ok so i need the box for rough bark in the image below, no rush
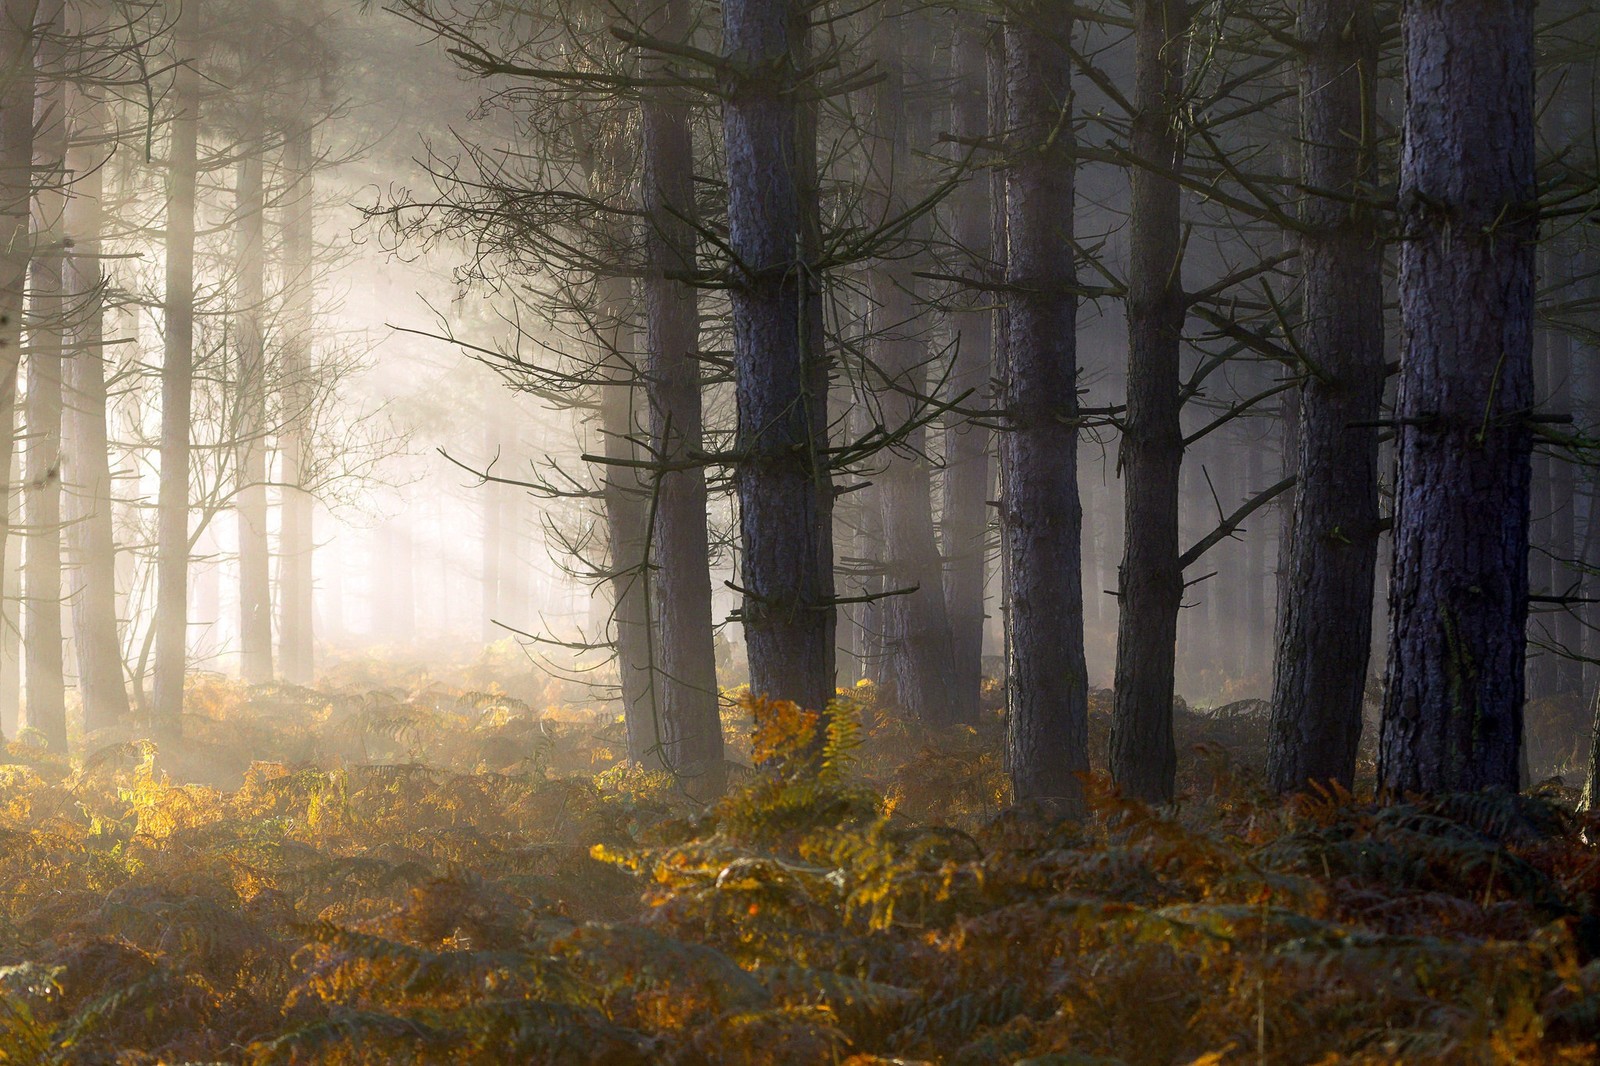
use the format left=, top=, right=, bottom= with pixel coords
left=638, top=0, right=725, bottom=797
left=63, top=115, right=131, bottom=733
left=234, top=148, right=272, bottom=684
left=1267, top=0, right=1384, bottom=793
left=278, top=123, right=315, bottom=685
left=22, top=0, right=65, bottom=750
left=1378, top=0, right=1536, bottom=794
left=151, top=6, right=200, bottom=738
left=1000, top=2, right=1088, bottom=814
left=719, top=0, right=834, bottom=714
left=1110, top=0, right=1190, bottom=804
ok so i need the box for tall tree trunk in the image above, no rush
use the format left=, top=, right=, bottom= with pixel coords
left=0, top=0, right=38, bottom=740
left=867, top=0, right=959, bottom=728
left=720, top=0, right=834, bottom=714
left=1267, top=0, right=1384, bottom=793
left=934, top=10, right=985, bottom=723
left=1001, top=2, right=1088, bottom=814
left=1111, top=0, right=1190, bottom=804
left=278, top=123, right=316, bottom=686
left=638, top=0, right=725, bottom=796
left=22, top=0, right=65, bottom=750
left=796, top=3, right=835, bottom=719
left=234, top=148, right=272, bottom=684
left=63, top=111, right=131, bottom=734
left=151, top=5, right=200, bottom=738
left=1378, top=0, right=1535, bottom=794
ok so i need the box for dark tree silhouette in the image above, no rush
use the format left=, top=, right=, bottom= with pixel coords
left=719, top=0, right=835, bottom=715
left=999, top=0, right=1088, bottom=815
left=1379, top=0, right=1536, bottom=794
left=1268, top=0, right=1385, bottom=794
left=1110, top=0, right=1192, bottom=805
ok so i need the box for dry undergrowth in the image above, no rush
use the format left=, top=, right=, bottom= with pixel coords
left=0, top=677, right=1597, bottom=1064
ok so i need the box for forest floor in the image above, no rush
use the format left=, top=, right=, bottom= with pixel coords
left=2, top=657, right=1600, bottom=1064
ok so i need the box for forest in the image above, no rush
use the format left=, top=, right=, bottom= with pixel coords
left=1, top=0, right=1599, bottom=1062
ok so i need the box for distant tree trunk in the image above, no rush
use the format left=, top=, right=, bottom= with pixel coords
left=189, top=528, right=220, bottom=663
left=638, top=0, right=725, bottom=796
left=1111, top=0, right=1190, bottom=804
left=1213, top=441, right=1244, bottom=680
left=0, top=472, right=17, bottom=737
left=1001, top=2, right=1088, bottom=814
left=1179, top=443, right=1216, bottom=682
left=1275, top=391, right=1300, bottom=640
left=1572, top=51, right=1600, bottom=704
left=989, top=22, right=1011, bottom=707
left=797, top=5, right=836, bottom=718
left=495, top=430, right=526, bottom=631
left=152, top=7, right=200, bottom=738
left=1584, top=681, right=1600, bottom=811
left=319, top=540, right=343, bottom=644
left=720, top=0, right=835, bottom=714
left=113, top=303, right=138, bottom=656
left=843, top=284, right=884, bottom=687
left=1244, top=434, right=1268, bottom=682
left=850, top=391, right=886, bottom=688
left=598, top=299, right=655, bottom=762
left=234, top=148, right=273, bottom=684
left=866, top=0, right=959, bottom=729
left=1527, top=422, right=1554, bottom=700
left=0, top=0, right=38, bottom=737
left=383, top=520, right=415, bottom=644
left=1579, top=338, right=1600, bottom=699
left=1379, top=0, right=1535, bottom=794
left=481, top=419, right=503, bottom=643
left=22, top=3, right=66, bottom=751
left=940, top=14, right=992, bottom=723
left=1542, top=281, right=1582, bottom=699
left=576, top=126, right=657, bottom=762
left=1267, top=0, right=1384, bottom=794
left=278, top=123, right=316, bottom=686
left=63, top=116, right=131, bottom=734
